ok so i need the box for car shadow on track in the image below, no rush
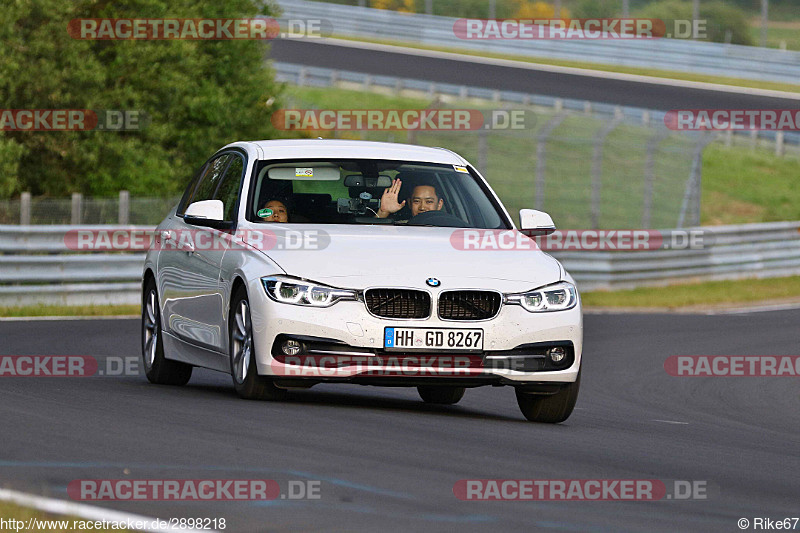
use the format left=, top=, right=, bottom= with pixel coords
left=181, top=377, right=525, bottom=423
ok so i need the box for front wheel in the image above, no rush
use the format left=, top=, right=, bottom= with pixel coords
left=141, top=279, right=192, bottom=386
left=417, top=386, right=465, bottom=405
left=515, top=372, right=580, bottom=423
left=229, top=287, right=287, bottom=401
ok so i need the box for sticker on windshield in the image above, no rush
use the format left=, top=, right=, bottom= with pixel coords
left=296, top=167, right=314, bottom=178
left=453, top=165, right=468, bottom=173
left=257, top=208, right=273, bottom=218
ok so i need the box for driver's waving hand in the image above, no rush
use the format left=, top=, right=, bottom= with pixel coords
left=376, top=178, right=443, bottom=219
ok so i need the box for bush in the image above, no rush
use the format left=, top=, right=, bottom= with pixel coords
left=573, top=0, right=618, bottom=19
left=638, top=0, right=754, bottom=45
left=0, top=0, right=283, bottom=198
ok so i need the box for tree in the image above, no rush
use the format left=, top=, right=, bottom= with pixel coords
left=0, top=0, right=282, bottom=198
left=638, top=0, right=754, bottom=45
left=573, top=0, right=618, bottom=18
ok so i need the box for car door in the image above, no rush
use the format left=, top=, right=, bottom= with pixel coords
left=159, top=152, right=244, bottom=353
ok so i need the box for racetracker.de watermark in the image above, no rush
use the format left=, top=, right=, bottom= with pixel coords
left=453, top=479, right=708, bottom=500
left=0, top=356, right=97, bottom=377
left=0, top=109, right=143, bottom=131
left=453, top=19, right=707, bottom=40
left=450, top=229, right=712, bottom=251
left=665, top=356, right=800, bottom=377
left=68, top=18, right=331, bottom=40
left=271, top=354, right=487, bottom=378
left=67, top=479, right=321, bottom=501
left=271, top=109, right=534, bottom=131
left=64, top=228, right=330, bottom=252
left=0, top=356, right=147, bottom=377
left=665, top=109, right=800, bottom=131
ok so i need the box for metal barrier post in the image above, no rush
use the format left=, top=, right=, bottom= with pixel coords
left=71, top=193, right=82, bottom=225
left=477, top=128, right=488, bottom=176
left=642, top=130, right=669, bottom=229
left=20, top=192, right=31, bottom=225
left=534, top=114, right=566, bottom=211
left=678, top=135, right=715, bottom=228
left=119, top=190, right=130, bottom=225
left=776, top=131, right=785, bottom=156
left=590, top=118, right=621, bottom=230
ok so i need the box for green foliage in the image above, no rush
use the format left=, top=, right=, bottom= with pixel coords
left=572, top=0, right=618, bottom=19
left=0, top=0, right=282, bottom=198
left=637, top=0, right=754, bottom=45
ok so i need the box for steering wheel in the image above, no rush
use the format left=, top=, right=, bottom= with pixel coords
left=406, top=210, right=470, bottom=228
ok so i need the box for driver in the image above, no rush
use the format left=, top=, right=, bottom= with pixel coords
left=376, top=178, right=443, bottom=219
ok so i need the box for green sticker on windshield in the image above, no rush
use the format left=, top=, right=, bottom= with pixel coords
left=257, top=208, right=273, bottom=218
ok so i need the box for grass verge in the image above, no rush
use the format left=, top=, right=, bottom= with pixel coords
left=0, top=304, right=139, bottom=318
left=0, top=501, right=122, bottom=532
left=701, top=144, right=800, bottom=225
left=582, top=276, right=800, bottom=309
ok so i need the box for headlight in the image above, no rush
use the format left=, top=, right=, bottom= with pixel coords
left=261, top=276, right=358, bottom=307
left=505, top=281, right=577, bottom=312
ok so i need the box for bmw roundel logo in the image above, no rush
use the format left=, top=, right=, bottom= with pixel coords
left=426, top=278, right=441, bottom=287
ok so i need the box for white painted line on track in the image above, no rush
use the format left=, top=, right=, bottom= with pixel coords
left=652, top=419, right=689, bottom=425
left=702, top=301, right=800, bottom=315
left=585, top=300, right=800, bottom=315
left=0, top=487, right=217, bottom=533
left=315, top=37, right=800, bottom=100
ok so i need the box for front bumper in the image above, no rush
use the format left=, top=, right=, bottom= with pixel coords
left=247, top=277, right=582, bottom=386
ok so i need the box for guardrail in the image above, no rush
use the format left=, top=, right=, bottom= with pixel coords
left=276, top=0, right=800, bottom=84
left=2, top=223, right=800, bottom=306
left=0, top=225, right=149, bottom=306
left=555, top=222, right=800, bottom=290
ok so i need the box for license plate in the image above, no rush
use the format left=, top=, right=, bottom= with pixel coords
left=384, top=328, right=483, bottom=351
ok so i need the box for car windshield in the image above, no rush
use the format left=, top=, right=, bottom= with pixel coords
left=249, top=159, right=509, bottom=229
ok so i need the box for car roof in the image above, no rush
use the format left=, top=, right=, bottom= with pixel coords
left=223, top=139, right=470, bottom=166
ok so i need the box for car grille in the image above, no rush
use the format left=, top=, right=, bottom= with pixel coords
left=438, top=291, right=502, bottom=320
left=364, top=289, right=431, bottom=319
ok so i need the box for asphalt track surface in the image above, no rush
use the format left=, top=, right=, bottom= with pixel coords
left=1, top=311, right=799, bottom=532
left=269, top=39, right=800, bottom=111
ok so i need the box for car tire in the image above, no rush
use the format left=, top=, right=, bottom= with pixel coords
left=515, top=371, right=580, bottom=423
left=142, top=279, right=193, bottom=386
left=417, top=386, right=465, bottom=405
left=229, top=286, right=288, bottom=401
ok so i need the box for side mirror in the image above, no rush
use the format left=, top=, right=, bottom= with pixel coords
left=184, top=200, right=227, bottom=228
left=519, top=209, right=556, bottom=236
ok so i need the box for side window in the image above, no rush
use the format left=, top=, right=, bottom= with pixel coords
left=190, top=154, right=231, bottom=205
left=176, top=164, right=207, bottom=216
left=215, top=155, right=244, bottom=222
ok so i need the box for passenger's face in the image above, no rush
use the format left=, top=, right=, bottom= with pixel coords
left=409, top=186, right=443, bottom=217
left=263, top=200, right=288, bottom=223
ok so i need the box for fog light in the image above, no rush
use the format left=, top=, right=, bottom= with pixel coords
left=548, top=347, right=566, bottom=363
left=282, top=339, right=303, bottom=356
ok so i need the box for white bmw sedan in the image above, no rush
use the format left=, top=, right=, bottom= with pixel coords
left=142, top=139, right=582, bottom=423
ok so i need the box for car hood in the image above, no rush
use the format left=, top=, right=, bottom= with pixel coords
left=249, top=224, right=563, bottom=292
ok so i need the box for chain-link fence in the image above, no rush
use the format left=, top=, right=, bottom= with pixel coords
left=284, top=105, right=706, bottom=229
left=0, top=195, right=179, bottom=226
left=0, top=113, right=704, bottom=229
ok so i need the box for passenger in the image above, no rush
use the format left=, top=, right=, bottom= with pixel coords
left=258, top=199, right=289, bottom=222
left=376, top=178, right=443, bottom=219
